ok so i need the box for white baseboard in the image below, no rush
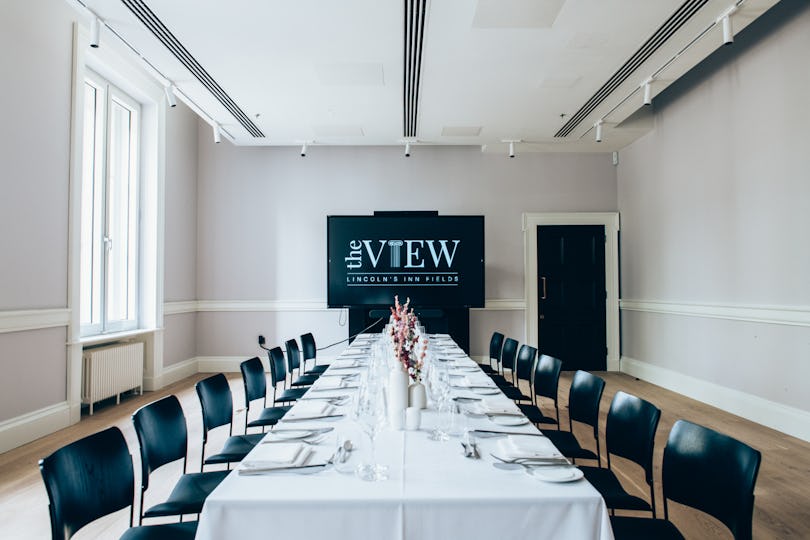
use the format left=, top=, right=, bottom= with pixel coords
left=0, top=402, right=71, bottom=454
left=621, top=356, right=810, bottom=443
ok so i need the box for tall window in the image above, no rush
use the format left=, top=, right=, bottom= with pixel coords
left=80, top=71, right=140, bottom=335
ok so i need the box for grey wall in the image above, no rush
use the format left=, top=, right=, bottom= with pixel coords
left=617, top=1, right=810, bottom=412
left=0, top=1, right=76, bottom=422
left=162, top=100, right=199, bottom=368
left=0, top=0, right=202, bottom=424
left=195, top=139, right=617, bottom=357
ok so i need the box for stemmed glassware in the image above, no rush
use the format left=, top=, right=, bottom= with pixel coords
left=352, top=374, right=389, bottom=481
left=427, top=361, right=453, bottom=441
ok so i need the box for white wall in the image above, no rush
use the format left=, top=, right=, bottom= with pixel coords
left=617, top=1, right=810, bottom=436
left=195, top=139, right=617, bottom=359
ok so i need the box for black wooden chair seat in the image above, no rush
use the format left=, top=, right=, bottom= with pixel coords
left=121, top=521, right=198, bottom=540
left=247, top=405, right=291, bottom=428
left=143, top=470, right=229, bottom=518
left=204, top=433, right=264, bottom=465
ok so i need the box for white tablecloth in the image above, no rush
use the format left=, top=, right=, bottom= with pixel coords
left=196, top=335, right=614, bottom=540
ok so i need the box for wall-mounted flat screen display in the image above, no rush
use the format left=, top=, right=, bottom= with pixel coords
left=327, top=215, right=485, bottom=308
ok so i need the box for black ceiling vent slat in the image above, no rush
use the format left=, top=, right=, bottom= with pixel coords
left=555, top=0, right=709, bottom=138
left=121, top=0, right=265, bottom=138
left=403, top=0, right=427, bottom=138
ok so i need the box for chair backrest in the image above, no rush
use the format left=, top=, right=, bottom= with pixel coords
left=240, top=356, right=267, bottom=404
left=301, top=332, right=317, bottom=362
left=489, top=332, right=505, bottom=364
left=568, top=370, right=606, bottom=437
left=515, top=344, right=538, bottom=382
left=285, top=339, right=301, bottom=372
left=195, top=374, right=234, bottom=440
left=268, top=346, right=287, bottom=385
left=39, top=426, right=134, bottom=540
left=533, top=354, right=562, bottom=401
left=663, top=420, right=762, bottom=540
left=501, top=338, right=518, bottom=370
left=132, top=395, right=188, bottom=492
left=605, top=390, right=661, bottom=486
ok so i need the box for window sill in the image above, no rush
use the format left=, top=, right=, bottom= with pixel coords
left=74, top=327, right=160, bottom=346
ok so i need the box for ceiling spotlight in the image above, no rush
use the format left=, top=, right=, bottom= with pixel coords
left=502, top=139, right=520, bottom=158
left=642, top=79, right=653, bottom=106
left=301, top=143, right=308, bottom=157
left=164, top=85, right=177, bottom=108
left=721, top=15, right=733, bottom=45
left=595, top=120, right=604, bottom=143
left=90, top=17, right=101, bottom=48
left=405, top=142, right=411, bottom=157
left=213, top=124, right=222, bottom=144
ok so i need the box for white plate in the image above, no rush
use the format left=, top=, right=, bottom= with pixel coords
left=531, top=467, right=584, bottom=483
left=491, top=415, right=530, bottom=426
left=267, top=430, right=314, bottom=441
left=472, top=387, right=501, bottom=395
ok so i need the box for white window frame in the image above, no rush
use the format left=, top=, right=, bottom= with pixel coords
left=80, top=70, right=142, bottom=336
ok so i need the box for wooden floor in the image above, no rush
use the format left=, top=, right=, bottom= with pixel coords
left=1, top=371, right=808, bottom=539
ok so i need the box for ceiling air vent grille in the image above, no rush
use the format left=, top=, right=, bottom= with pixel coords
left=121, top=0, right=265, bottom=138
left=555, top=0, right=709, bottom=138
left=403, top=0, right=428, bottom=138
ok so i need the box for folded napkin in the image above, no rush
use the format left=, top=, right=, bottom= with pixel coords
left=314, top=377, right=349, bottom=390
left=284, top=402, right=333, bottom=420
left=241, top=443, right=311, bottom=470
left=462, top=376, right=497, bottom=388
left=475, top=399, right=521, bottom=415
left=495, top=436, right=561, bottom=460
left=330, top=359, right=359, bottom=369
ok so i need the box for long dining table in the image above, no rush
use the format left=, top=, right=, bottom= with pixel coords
left=195, top=334, right=614, bottom=540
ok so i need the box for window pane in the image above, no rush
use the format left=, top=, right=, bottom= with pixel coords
left=80, top=81, right=104, bottom=329
left=106, top=98, right=137, bottom=325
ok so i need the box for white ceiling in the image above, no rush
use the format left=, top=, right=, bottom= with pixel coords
left=71, top=0, right=778, bottom=153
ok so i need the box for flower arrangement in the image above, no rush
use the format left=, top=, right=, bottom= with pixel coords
left=389, top=296, right=426, bottom=382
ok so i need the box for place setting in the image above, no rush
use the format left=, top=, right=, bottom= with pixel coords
left=488, top=435, right=584, bottom=483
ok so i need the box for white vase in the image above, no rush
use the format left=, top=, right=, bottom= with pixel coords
left=408, top=382, right=427, bottom=410
left=388, top=367, right=409, bottom=430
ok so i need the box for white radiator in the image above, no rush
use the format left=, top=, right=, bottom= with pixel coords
left=82, top=341, right=144, bottom=414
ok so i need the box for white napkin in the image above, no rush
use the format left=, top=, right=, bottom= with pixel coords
left=241, top=443, right=311, bottom=470
left=284, top=402, right=333, bottom=419
left=495, top=436, right=561, bottom=460
left=314, top=377, right=348, bottom=390
left=462, top=376, right=496, bottom=388
left=331, top=359, right=359, bottom=369
left=475, top=399, right=520, bottom=415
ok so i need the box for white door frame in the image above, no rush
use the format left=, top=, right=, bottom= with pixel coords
left=523, top=212, right=620, bottom=371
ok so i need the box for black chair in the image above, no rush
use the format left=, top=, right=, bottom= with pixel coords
left=301, top=332, right=329, bottom=374
left=499, top=337, right=518, bottom=379
left=478, top=332, right=502, bottom=374
left=195, top=374, right=263, bottom=470
left=518, top=353, right=561, bottom=425
left=580, top=391, right=661, bottom=517
left=501, top=344, right=535, bottom=402
left=285, top=339, right=319, bottom=386
left=542, top=370, right=605, bottom=464
left=268, top=346, right=309, bottom=404
left=39, top=426, right=198, bottom=540
left=240, top=356, right=291, bottom=432
left=490, top=337, right=517, bottom=388
left=132, top=396, right=229, bottom=524
left=611, top=420, right=762, bottom=540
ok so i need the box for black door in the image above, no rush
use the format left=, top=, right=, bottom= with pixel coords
left=537, top=225, right=606, bottom=371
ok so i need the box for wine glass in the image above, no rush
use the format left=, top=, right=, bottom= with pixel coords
left=354, top=381, right=389, bottom=481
